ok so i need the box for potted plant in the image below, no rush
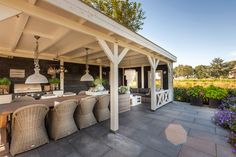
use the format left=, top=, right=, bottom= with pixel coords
left=119, top=86, right=129, bottom=94
left=48, top=77, right=60, bottom=91
left=0, top=77, right=11, bottom=95
left=92, top=78, right=107, bottom=91
left=205, top=85, right=228, bottom=107
left=187, top=86, right=204, bottom=106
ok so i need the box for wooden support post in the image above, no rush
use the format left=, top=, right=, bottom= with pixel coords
left=141, top=65, right=144, bottom=88
left=60, top=59, right=64, bottom=91
left=160, top=71, right=163, bottom=89
left=147, top=56, right=159, bottom=111
left=110, top=61, right=119, bottom=131
left=99, top=65, right=102, bottom=79
left=167, top=63, right=174, bottom=101
left=122, top=68, right=125, bottom=86
left=97, top=38, right=129, bottom=132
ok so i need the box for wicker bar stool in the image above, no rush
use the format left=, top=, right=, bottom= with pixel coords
left=10, top=104, right=49, bottom=156
left=75, top=96, right=97, bottom=129
left=47, top=99, right=78, bottom=140
left=94, top=94, right=110, bottom=122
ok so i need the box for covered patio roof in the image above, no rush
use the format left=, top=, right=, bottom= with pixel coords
left=0, top=0, right=176, bottom=133
left=0, top=0, right=176, bottom=68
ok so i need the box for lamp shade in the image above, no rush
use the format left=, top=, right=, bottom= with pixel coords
left=80, top=72, right=94, bottom=81
left=25, top=67, right=48, bottom=84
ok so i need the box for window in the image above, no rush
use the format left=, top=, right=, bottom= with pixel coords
left=148, top=70, right=163, bottom=89
left=129, top=71, right=138, bottom=88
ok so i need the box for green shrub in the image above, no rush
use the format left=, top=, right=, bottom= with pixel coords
left=119, top=86, right=129, bottom=94
left=205, top=85, right=228, bottom=100
left=187, top=86, right=205, bottom=97
left=93, top=78, right=107, bottom=86
left=48, top=78, right=60, bottom=84
left=0, top=77, right=11, bottom=86
left=174, top=88, right=190, bottom=102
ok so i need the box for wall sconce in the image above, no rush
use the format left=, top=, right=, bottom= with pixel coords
left=163, top=71, right=167, bottom=75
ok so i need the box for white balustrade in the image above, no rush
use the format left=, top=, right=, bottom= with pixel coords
left=155, top=90, right=171, bottom=109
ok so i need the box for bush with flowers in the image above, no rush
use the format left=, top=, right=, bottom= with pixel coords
left=214, top=97, right=236, bottom=153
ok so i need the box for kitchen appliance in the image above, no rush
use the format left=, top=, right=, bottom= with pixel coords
left=14, top=84, right=44, bottom=99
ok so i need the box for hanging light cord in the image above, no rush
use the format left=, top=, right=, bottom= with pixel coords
left=85, top=48, right=89, bottom=72
left=34, top=36, right=40, bottom=69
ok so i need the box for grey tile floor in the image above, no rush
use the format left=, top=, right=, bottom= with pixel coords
left=6, top=102, right=235, bottom=157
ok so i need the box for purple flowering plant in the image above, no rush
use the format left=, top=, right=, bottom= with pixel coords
left=214, top=109, right=236, bottom=129
left=214, top=97, right=236, bottom=153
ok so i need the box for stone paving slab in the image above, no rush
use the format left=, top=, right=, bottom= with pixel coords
left=5, top=102, right=235, bottom=157
left=178, top=145, right=214, bottom=157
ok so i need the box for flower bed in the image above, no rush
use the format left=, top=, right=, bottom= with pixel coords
left=214, top=97, right=236, bottom=153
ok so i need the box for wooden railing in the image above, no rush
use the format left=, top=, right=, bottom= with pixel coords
left=155, top=90, right=171, bottom=109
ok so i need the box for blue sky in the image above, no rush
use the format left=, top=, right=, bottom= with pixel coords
left=135, top=0, right=236, bottom=67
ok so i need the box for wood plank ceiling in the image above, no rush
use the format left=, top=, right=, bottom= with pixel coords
left=0, top=0, right=168, bottom=67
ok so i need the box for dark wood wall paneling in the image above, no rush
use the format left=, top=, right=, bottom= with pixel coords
left=0, top=57, right=59, bottom=93
left=0, top=57, right=169, bottom=93
left=64, top=62, right=100, bottom=93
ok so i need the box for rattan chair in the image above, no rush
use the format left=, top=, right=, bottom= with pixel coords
left=78, top=90, right=86, bottom=95
left=94, top=94, right=110, bottom=122
left=10, top=104, right=49, bottom=156
left=12, top=96, right=35, bottom=102
left=47, top=99, right=78, bottom=140
left=75, top=96, right=97, bottom=129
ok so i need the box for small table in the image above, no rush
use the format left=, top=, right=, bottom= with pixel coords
left=130, top=95, right=142, bottom=106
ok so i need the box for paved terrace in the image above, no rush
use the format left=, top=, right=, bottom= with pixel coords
left=7, top=102, right=235, bottom=157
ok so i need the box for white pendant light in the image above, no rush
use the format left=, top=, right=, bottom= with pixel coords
left=80, top=48, right=94, bottom=81
left=25, top=35, right=48, bottom=84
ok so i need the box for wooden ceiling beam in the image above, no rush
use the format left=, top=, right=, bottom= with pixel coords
left=23, top=29, right=54, bottom=39
left=87, top=51, right=106, bottom=60
left=69, top=48, right=101, bottom=59
left=10, top=0, right=37, bottom=51
left=58, top=38, right=95, bottom=56
left=0, top=0, right=173, bottom=63
left=10, top=13, right=30, bottom=51
left=39, top=27, right=70, bottom=53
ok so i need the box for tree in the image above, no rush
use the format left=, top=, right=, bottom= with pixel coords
left=174, top=65, right=194, bottom=78
left=194, top=65, right=210, bottom=79
left=81, top=0, right=146, bottom=32
left=210, top=58, right=229, bottom=78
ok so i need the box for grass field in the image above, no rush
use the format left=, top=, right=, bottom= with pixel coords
left=174, top=79, right=236, bottom=89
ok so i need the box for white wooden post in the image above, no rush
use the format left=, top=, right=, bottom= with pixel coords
left=98, top=38, right=129, bottom=132
left=147, top=56, right=159, bottom=111
left=99, top=65, right=102, bottom=79
left=60, top=59, right=64, bottom=91
left=167, top=63, right=174, bottom=101
left=122, top=68, right=125, bottom=85
left=160, top=71, right=163, bottom=89
left=141, top=65, right=144, bottom=88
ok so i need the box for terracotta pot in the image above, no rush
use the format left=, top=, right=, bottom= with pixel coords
left=209, top=99, right=221, bottom=108
left=50, top=84, right=59, bottom=91
left=190, top=96, right=203, bottom=106
left=0, top=85, right=9, bottom=94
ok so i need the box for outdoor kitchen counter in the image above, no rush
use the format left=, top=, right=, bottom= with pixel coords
left=0, top=95, right=88, bottom=115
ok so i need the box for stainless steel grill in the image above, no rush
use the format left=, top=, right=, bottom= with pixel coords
left=14, top=84, right=42, bottom=94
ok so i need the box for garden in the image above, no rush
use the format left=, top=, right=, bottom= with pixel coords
left=174, top=83, right=236, bottom=153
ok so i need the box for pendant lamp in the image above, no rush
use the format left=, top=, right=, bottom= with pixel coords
left=80, top=48, right=94, bottom=81
left=25, top=35, right=48, bottom=84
